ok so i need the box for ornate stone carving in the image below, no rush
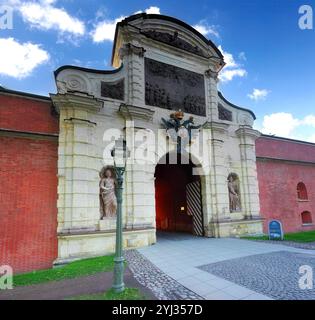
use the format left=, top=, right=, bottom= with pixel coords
left=161, top=110, right=203, bottom=152
left=205, top=69, right=219, bottom=80
left=141, top=30, right=208, bottom=58
left=99, top=166, right=117, bottom=219
left=218, top=104, right=232, bottom=121
left=228, top=173, right=241, bottom=213
left=145, top=58, right=206, bottom=116
left=64, top=74, right=88, bottom=93
left=101, top=79, right=125, bottom=101
left=238, top=113, right=253, bottom=126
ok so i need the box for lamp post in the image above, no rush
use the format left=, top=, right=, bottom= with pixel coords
left=111, top=138, right=129, bottom=293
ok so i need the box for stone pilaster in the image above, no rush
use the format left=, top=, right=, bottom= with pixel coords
left=119, top=43, right=146, bottom=107
left=51, top=92, right=103, bottom=233
left=203, top=121, right=230, bottom=237
left=205, top=68, right=219, bottom=121
left=118, top=104, right=156, bottom=231
left=235, top=125, right=261, bottom=219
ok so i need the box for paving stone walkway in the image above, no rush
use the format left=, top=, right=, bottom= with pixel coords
left=199, top=251, right=315, bottom=300
left=130, top=233, right=315, bottom=300
left=125, top=250, right=203, bottom=300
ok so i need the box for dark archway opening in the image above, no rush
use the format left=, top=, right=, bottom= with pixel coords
left=154, top=154, right=204, bottom=236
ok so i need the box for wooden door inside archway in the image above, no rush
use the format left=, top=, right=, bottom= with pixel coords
left=155, top=157, right=204, bottom=236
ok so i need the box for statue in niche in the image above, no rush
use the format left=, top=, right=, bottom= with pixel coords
left=99, top=166, right=117, bottom=219
left=228, top=173, right=241, bottom=212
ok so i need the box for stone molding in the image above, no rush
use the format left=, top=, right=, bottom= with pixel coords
left=203, top=121, right=229, bottom=141
left=50, top=92, right=103, bottom=113
left=236, top=125, right=261, bottom=141
left=119, top=103, right=155, bottom=122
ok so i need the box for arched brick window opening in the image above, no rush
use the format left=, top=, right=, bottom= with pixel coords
left=297, top=182, right=308, bottom=200
left=301, top=211, right=313, bottom=225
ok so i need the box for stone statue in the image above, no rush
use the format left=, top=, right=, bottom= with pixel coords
left=99, top=166, right=117, bottom=219
left=228, top=173, right=241, bottom=212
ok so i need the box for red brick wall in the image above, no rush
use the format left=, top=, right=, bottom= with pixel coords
left=0, top=94, right=58, bottom=134
left=256, top=136, right=315, bottom=234
left=0, top=93, right=59, bottom=274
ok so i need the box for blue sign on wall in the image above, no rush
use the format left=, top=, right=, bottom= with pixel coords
left=268, top=220, right=284, bottom=240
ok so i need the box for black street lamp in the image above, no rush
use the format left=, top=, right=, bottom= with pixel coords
left=111, top=138, right=129, bottom=293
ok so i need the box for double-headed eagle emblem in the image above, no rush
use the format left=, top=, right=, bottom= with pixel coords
left=161, top=110, right=203, bottom=152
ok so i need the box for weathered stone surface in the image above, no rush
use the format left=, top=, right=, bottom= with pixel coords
left=101, top=79, right=124, bottom=101
left=145, top=58, right=206, bottom=116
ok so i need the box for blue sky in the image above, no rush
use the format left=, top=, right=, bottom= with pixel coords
left=0, top=0, right=314, bottom=141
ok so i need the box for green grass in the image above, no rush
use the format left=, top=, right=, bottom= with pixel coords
left=68, top=288, right=146, bottom=300
left=284, top=230, right=315, bottom=242
left=242, top=230, right=315, bottom=243
left=14, top=255, right=114, bottom=287
left=242, top=235, right=269, bottom=241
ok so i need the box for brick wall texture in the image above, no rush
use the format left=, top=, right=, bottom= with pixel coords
left=256, top=136, right=315, bottom=233
left=0, top=93, right=59, bottom=273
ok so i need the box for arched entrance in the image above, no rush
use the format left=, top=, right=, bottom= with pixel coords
left=154, top=153, right=204, bottom=236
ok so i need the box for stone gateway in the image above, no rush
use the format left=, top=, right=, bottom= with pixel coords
left=2, top=13, right=315, bottom=274
left=50, top=13, right=263, bottom=264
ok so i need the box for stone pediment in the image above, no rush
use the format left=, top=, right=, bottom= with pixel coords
left=140, top=29, right=208, bottom=58
left=112, top=13, right=224, bottom=68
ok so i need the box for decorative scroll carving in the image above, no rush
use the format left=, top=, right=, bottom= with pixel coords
left=218, top=104, right=232, bottom=121
left=145, top=58, right=206, bottom=116
left=141, top=30, right=207, bottom=58
left=101, top=79, right=124, bottom=101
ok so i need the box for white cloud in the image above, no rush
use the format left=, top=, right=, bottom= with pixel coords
left=10, top=0, right=85, bottom=36
left=261, top=113, right=301, bottom=137
left=193, top=21, right=219, bottom=38
left=219, top=69, right=247, bottom=82
left=91, top=6, right=161, bottom=43
left=304, top=115, right=315, bottom=127
left=218, top=45, right=247, bottom=82
left=0, top=37, right=49, bottom=78
left=91, top=15, right=125, bottom=42
left=248, top=88, right=270, bottom=101
left=260, top=112, right=315, bottom=141
left=144, top=6, right=161, bottom=14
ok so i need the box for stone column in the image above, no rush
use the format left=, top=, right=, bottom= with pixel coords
left=119, top=43, right=146, bottom=107
left=204, top=121, right=230, bottom=237
left=51, top=93, right=103, bottom=233
left=235, top=125, right=261, bottom=219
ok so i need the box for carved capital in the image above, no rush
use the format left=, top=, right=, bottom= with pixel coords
left=205, top=69, right=219, bottom=80
left=119, top=104, right=155, bottom=122
left=50, top=92, right=103, bottom=114
left=203, top=120, right=229, bottom=142
left=119, top=43, right=146, bottom=60
left=235, top=125, right=261, bottom=141
left=203, top=121, right=229, bottom=144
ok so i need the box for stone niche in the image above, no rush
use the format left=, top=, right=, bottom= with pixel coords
left=51, top=13, right=263, bottom=264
